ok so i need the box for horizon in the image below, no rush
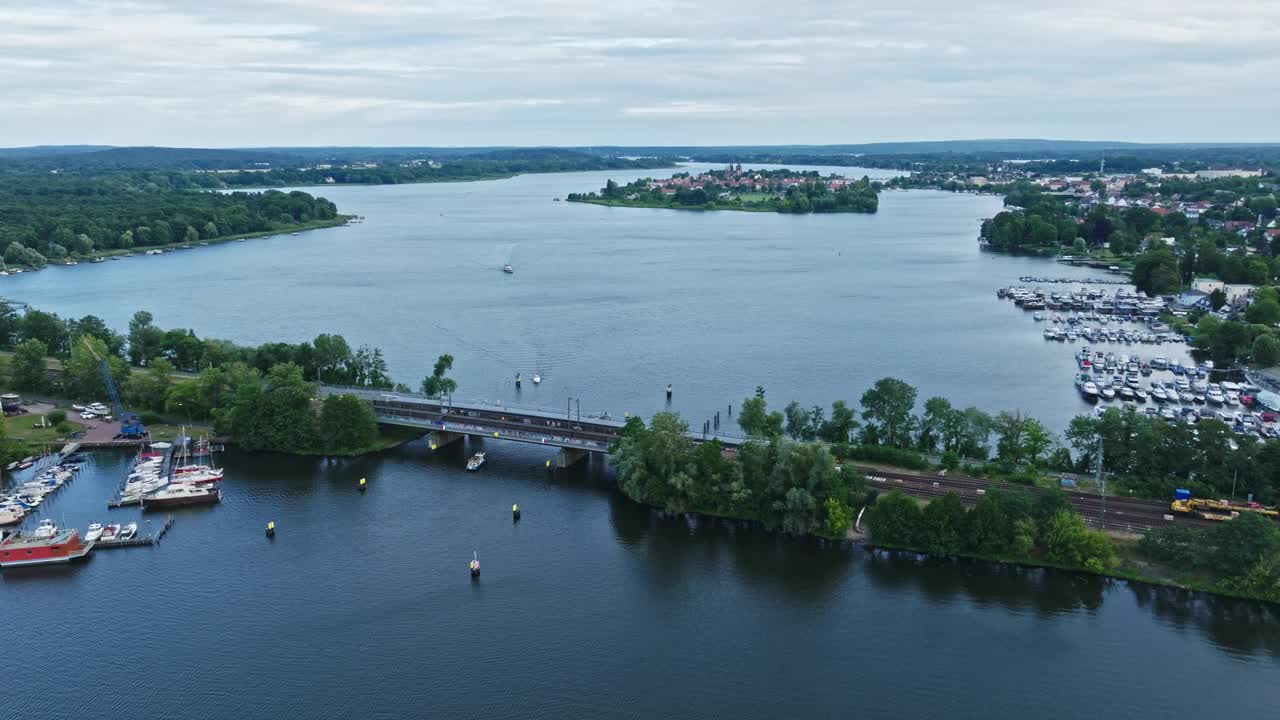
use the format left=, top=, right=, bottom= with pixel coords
left=3, top=2, right=1278, bottom=147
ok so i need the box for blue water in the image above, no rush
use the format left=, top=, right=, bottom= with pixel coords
left=4, top=167, right=1266, bottom=718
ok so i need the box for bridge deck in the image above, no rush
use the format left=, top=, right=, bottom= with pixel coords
left=322, top=387, right=745, bottom=450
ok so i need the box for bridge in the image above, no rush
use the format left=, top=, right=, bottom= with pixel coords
left=322, top=387, right=747, bottom=468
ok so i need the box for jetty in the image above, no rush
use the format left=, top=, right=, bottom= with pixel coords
left=94, top=515, right=174, bottom=550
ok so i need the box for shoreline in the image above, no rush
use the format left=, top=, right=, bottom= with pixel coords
left=2, top=216, right=351, bottom=275
left=571, top=197, right=878, bottom=214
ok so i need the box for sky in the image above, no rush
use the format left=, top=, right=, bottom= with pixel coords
left=2, top=0, right=1279, bottom=147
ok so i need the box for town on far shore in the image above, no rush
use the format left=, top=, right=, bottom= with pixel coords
left=567, top=164, right=880, bottom=214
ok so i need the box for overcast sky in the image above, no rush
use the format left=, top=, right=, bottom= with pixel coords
left=3, top=0, right=1278, bottom=147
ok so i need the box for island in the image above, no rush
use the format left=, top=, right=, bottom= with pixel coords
left=567, top=165, right=880, bottom=214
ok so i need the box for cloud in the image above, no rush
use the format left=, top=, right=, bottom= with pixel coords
left=0, top=0, right=1277, bottom=145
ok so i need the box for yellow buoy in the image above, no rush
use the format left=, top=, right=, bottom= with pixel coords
left=265, top=520, right=276, bottom=537
left=430, top=443, right=437, bottom=450
left=493, top=431, right=499, bottom=438
left=545, top=459, right=551, bottom=468
left=358, top=477, right=367, bottom=492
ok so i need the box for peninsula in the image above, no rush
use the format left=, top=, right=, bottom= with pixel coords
left=567, top=165, right=880, bottom=214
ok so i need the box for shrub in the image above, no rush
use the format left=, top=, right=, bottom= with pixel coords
left=54, top=421, right=74, bottom=435
left=46, top=409, right=66, bottom=424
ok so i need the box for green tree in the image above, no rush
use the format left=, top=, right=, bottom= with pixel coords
left=0, top=302, right=21, bottom=349
left=917, top=396, right=951, bottom=452
left=420, top=353, right=457, bottom=399
left=11, top=339, right=49, bottom=391
left=1247, top=297, right=1280, bottom=326
left=1252, top=334, right=1280, bottom=367
left=1131, top=246, right=1181, bottom=295
left=184, top=226, right=200, bottom=244
left=312, top=333, right=353, bottom=383
left=64, top=335, right=130, bottom=401
left=612, top=412, right=694, bottom=509
left=859, top=377, right=917, bottom=447
left=823, top=497, right=853, bottom=537
left=226, top=363, right=318, bottom=453
left=125, top=358, right=174, bottom=412
left=318, top=393, right=378, bottom=453
left=866, top=491, right=924, bottom=546
left=920, top=491, right=967, bottom=556
left=20, top=310, right=69, bottom=356
left=818, top=399, right=858, bottom=443
left=1208, top=288, right=1227, bottom=310
left=202, top=222, right=219, bottom=239
left=737, top=386, right=783, bottom=437
left=1041, top=510, right=1115, bottom=572
left=72, top=233, right=94, bottom=255
left=1211, top=513, right=1280, bottom=578
left=127, top=310, right=164, bottom=365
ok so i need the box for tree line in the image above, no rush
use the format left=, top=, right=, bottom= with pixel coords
left=0, top=170, right=340, bottom=268
left=1138, top=514, right=1280, bottom=603
left=569, top=173, right=880, bottom=214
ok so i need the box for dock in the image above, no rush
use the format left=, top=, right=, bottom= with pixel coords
left=94, top=515, right=174, bottom=550
left=107, top=442, right=177, bottom=508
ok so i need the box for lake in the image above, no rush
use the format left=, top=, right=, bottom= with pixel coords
left=4, top=168, right=1266, bottom=718
left=1, top=164, right=1192, bottom=435
left=4, top=448, right=1278, bottom=719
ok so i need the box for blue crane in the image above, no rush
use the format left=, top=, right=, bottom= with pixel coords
left=81, top=337, right=146, bottom=438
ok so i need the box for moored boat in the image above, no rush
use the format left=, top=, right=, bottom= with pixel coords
left=119, top=523, right=138, bottom=540
left=0, top=526, right=94, bottom=568
left=141, top=484, right=221, bottom=510
left=466, top=453, right=487, bottom=472
left=85, top=523, right=104, bottom=542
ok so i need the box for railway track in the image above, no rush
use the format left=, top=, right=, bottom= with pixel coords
left=854, top=466, right=1217, bottom=532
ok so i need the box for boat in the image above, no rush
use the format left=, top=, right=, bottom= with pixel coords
left=1134, top=387, right=1148, bottom=402
left=470, top=551, right=480, bottom=578
left=1100, top=386, right=1116, bottom=401
left=119, top=523, right=138, bottom=540
left=502, top=264, right=514, bottom=274
left=1207, top=390, right=1225, bottom=405
left=85, top=523, right=104, bottom=542
left=1033, top=312, right=1045, bottom=321
left=532, top=372, right=541, bottom=385
left=31, top=518, right=58, bottom=539
left=0, top=526, right=94, bottom=568
left=466, top=453, right=486, bottom=472
left=1119, top=386, right=1135, bottom=400
left=141, top=484, right=220, bottom=510
left=0, top=506, right=25, bottom=526
left=101, top=524, right=120, bottom=541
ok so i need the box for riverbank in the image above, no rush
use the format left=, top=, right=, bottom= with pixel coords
left=0, top=216, right=351, bottom=275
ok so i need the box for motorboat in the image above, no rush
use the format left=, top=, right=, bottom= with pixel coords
left=466, top=453, right=487, bottom=472
left=1100, top=386, right=1116, bottom=401
left=101, top=524, right=120, bottom=541
left=85, top=523, right=104, bottom=542
left=502, top=264, right=514, bottom=274
left=119, top=523, right=138, bottom=541
left=532, top=373, right=541, bottom=385
left=1134, top=387, right=1148, bottom=402
left=1033, top=312, right=1045, bottom=321
left=1207, top=389, right=1225, bottom=405
left=1119, top=386, right=1135, bottom=400
left=1151, top=387, right=1167, bottom=402
left=31, top=518, right=58, bottom=539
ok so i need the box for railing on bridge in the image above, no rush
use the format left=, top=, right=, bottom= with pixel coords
left=321, top=384, right=753, bottom=447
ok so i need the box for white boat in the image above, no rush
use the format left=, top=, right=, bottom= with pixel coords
left=532, top=373, right=541, bottom=385
left=71, top=404, right=85, bottom=411
left=119, top=523, right=138, bottom=541
left=1207, top=390, right=1225, bottom=405
left=101, top=524, right=120, bottom=541
left=466, top=453, right=486, bottom=471
left=502, top=264, right=514, bottom=274
left=1100, top=386, right=1116, bottom=400
left=85, top=523, right=104, bottom=542
left=31, top=518, right=58, bottom=539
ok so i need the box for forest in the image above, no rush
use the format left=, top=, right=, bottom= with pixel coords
left=0, top=170, right=340, bottom=268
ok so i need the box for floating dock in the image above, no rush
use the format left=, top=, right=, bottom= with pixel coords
left=94, top=515, right=174, bottom=550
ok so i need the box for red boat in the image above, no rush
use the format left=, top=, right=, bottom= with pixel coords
left=0, top=526, right=94, bottom=568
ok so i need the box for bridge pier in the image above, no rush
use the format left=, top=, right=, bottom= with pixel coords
left=555, top=447, right=589, bottom=469
left=428, top=431, right=464, bottom=451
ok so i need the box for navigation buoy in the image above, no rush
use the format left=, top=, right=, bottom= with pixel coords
left=666, top=383, right=673, bottom=399
left=358, top=477, right=367, bottom=492
left=512, top=503, right=521, bottom=521
left=545, top=459, right=552, bottom=470
left=265, top=521, right=275, bottom=538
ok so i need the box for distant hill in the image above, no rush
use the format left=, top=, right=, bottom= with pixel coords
left=0, top=145, right=113, bottom=159
left=0, top=146, right=303, bottom=171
